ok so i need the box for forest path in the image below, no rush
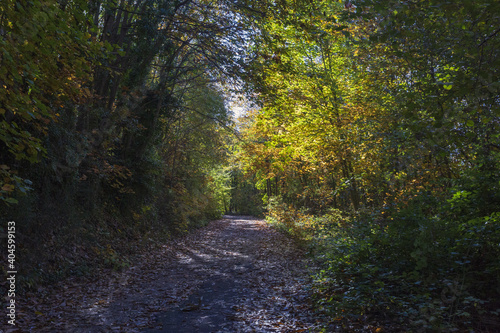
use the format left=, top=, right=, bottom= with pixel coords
left=20, top=216, right=322, bottom=332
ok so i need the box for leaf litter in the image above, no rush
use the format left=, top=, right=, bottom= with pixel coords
left=11, top=216, right=326, bottom=332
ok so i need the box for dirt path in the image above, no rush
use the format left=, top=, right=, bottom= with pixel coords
left=16, top=216, right=322, bottom=332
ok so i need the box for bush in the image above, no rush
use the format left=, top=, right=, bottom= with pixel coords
left=279, top=195, right=500, bottom=331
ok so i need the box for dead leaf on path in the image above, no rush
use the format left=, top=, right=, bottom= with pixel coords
left=15, top=217, right=324, bottom=332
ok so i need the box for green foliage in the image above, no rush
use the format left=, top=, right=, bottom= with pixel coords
left=228, top=168, right=263, bottom=216
left=0, top=0, right=97, bottom=203
left=0, top=0, right=243, bottom=291
left=206, top=167, right=232, bottom=219
left=235, top=0, right=500, bottom=330
left=265, top=196, right=314, bottom=241
left=2, top=1, right=499, bottom=331
left=276, top=201, right=500, bottom=331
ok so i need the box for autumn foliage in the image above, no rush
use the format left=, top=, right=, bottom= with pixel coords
left=1, top=0, right=499, bottom=331
left=1, top=0, right=238, bottom=289
left=235, top=0, right=500, bottom=330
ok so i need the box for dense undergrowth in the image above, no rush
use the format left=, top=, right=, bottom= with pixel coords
left=234, top=1, right=500, bottom=331
left=266, top=195, right=500, bottom=332
left=1, top=2, right=499, bottom=331
left=0, top=164, right=228, bottom=291
left=0, top=0, right=244, bottom=292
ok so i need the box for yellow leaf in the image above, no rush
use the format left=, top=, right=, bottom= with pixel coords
left=2, top=184, right=15, bottom=192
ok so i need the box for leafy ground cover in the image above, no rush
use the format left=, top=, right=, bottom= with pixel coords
left=6, top=216, right=326, bottom=332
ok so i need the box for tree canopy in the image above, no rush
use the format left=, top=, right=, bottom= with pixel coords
left=1, top=0, right=499, bottom=331
left=234, top=0, right=500, bottom=330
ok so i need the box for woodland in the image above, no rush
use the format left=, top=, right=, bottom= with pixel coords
left=1, top=0, right=499, bottom=331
